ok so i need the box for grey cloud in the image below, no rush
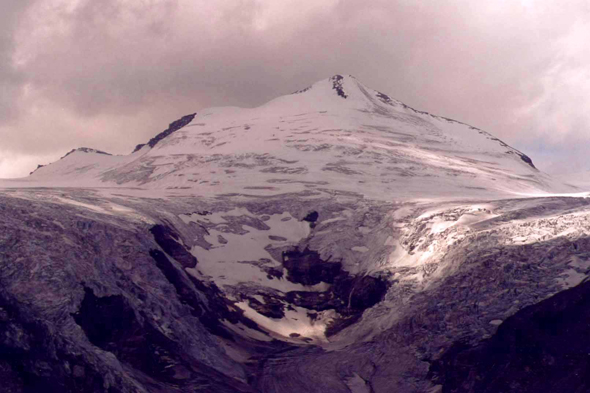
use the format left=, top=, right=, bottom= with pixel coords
left=0, top=0, right=35, bottom=121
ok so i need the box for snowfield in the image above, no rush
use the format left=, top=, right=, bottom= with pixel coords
left=2, top=75, right=579, bottom=200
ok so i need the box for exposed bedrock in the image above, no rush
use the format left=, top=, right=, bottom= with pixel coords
left=148, top=248, right=267, bottom=341
left=0, top=288, right=119, bottom=393
left=281, top=247, right=390, bottom=336
left=282, top=247, right=342, bottom=286
left=245, top=295, right=286, bottom=319
left=132, top=113, right=196, bottom=152
left=149, top=224, right=198, bottom=268
left=6, top=191, right=590, bottom=392
left=302, top=210, right=319, bottom=228
left=430, top=272, right=590, bottom=393
left=0, top=195, right=255, bottom=393
left=72, top=287, right=254, bottom=392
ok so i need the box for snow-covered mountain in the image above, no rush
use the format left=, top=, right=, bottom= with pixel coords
left=7, top=75, right=576, bottom=199
left=1, top=76, right=590, bottom=393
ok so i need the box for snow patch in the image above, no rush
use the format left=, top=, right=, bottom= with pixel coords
left=235, top=301, right=335, bottom=342
left=187, top=211, right=316, bottom=292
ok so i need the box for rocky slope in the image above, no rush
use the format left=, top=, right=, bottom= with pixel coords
left=1, top=76, right=590, bottom=392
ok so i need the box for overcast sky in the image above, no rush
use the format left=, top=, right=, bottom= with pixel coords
left=1, top=0, right=590, bottom=177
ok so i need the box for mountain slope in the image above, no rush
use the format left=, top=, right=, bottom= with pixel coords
left=9, top=75, right=576, bottom=199
left=0, top=76, right=589, bottom=393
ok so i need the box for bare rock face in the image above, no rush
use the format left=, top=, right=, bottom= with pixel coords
left=282, top=247, right=342, bottom=285
left=63, top=147, right=112, bottom=158
left=150, top=225, right=198, bottom=268
left=330, top=74, right=348, bottom=98
left=0, top=194, right=255, bottom=393
left=133, top=113, right=197, bottom=152
left=431, top=278, right=590, bottom=393
left=280, top=247, right=389, bottom=336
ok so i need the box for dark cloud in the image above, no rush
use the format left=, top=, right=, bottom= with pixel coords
left=2, top=0, right=590, bottom=176
left=0, top=0, right=35, bottom=120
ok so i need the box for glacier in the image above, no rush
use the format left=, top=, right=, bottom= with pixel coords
left=0, top=75, right=589, bottom=392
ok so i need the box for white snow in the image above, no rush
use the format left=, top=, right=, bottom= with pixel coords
left=0, top=75, right=577, bottom=201
left=235, top=301, right=334, bottom=342
left=186, top=211, right=317, bottom=293
left=557, top=269, right=587, bottom=288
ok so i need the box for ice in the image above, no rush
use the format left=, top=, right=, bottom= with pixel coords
left=0, top=75, right=577, bottom=201
left=235, top=301, right=334, bottom=342
left=187, top=211, right=316, bottom=293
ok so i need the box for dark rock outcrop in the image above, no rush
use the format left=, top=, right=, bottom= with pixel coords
left=336, top=275, right=389, bottom=311
left=375, top=91, right=396, bottom=106
left=72, top=287, right=255, bottom=392
left=148, top=248, right=265, bottom=341
left=282, top=247, right=341, bottom=286
left=284, top=273, right=389, bottom=337
left=148, top=249, right=204, bottom=317
left=331, top=75, right=348, bottom=99
left=63, top=147, right=112, bottom=159
left=0, top=194, right=253, bottom=393
left=302, top=211, right=319, bottom=228
left=133, top=113, right=196, bottom=153
left=150, top=224, right=198, bottom=268
left=246, top=296, right=285, bottom=319
left=284, top=275, right=387, bottom=315
left=517, top=152, right=536, bottom=169
left=29, top=164, right=45, bottom=175
left=281, top=247, right=389, bottom=336
left=431, top=279, right=590, bottom=393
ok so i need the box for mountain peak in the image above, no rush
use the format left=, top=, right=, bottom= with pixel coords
left=63, top=147, right=112, bottom=158
left=291, top=74, right=358, bottom=98
left=329, top=74, right=349, bottom=98
left=28, top=147, right=112, bottom=175
left=292, top=74, right=414, bottom=112
left=18, top=74, right=561, bottom=196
